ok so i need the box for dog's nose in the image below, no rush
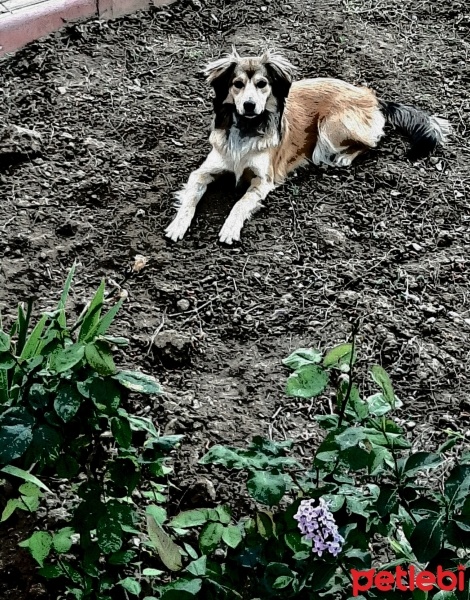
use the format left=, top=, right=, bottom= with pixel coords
left=243, top=101, right=256, bottom=115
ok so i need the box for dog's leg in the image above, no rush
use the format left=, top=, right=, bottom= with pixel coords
left=219, top=175, right=274, bottom=244
left=165, top=150, right=226, bottom=242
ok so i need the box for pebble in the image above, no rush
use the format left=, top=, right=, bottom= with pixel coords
left=177, top=298, right=190, bottom=311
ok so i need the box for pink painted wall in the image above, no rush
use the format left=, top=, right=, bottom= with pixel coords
left=0, top=0, right=176, bottom=56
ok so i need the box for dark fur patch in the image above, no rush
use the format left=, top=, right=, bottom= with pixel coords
left=233, top=111, right=281, bottom=139
left=379, top=100, right=438, bottom=160
left=214, top=104, right=235, bottom=131
left=210, top=63, right=237, bottom=120
left=264, top=62, right=292, bottom=122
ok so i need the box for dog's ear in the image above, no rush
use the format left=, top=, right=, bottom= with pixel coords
left=204, top=48, right=239, bottom=103
left=203, top=49, right=239, bottom=127
left=261, top=50, right=296, bottom=113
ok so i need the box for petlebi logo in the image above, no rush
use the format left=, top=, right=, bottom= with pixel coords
left=351, top=564, right=466, bottom=596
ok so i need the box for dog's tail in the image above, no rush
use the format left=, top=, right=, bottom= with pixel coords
left=379, top=99, right=451, bottom=160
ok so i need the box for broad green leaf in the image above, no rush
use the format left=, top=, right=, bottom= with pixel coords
left=273, top=575, right=294, bottom=589
left=52, top=527, right=75, bottom=553
left=111, top=416, right=132, bottom=449
left=109, top=549, right=136, bottom=565
left=0, top=370, right=8, bottom=404
left=18, top=482, right=40, bottom=511
left=19, top=314, right=48, bottom=360
left=444, top=465, right=470, bottom=509
left=1, top=499, right=20, bottom=522
left=19, top=531, right=52, bottom=567
left=434, top=592, right=458, bottom=600
left=29, top=425, right=61, bottom=465
left=216, top=505, right=231, bottom=524
left=119, top=578, right=141, bottom=596
left=114, top=370, right=162, bottom=395
left=199, top=522, right=223, bottom=554
left=222, top=525, right=243, bottom=548
left=142, top=568, right=164, bottom=577
left=96, top=516, right=123, bottom=554
left=335, top=426, right=367, bottom=450
left=99, top=335, right=129, bottom=347
left=185, top=555, right=207, bottom=577
left=0, top=331, right=10, bottom=352
left=285, top=364, right=329, bottom=398
left=403, top=452, right=444, bottom=477
left=370, top=365, right=395, bottom=406
left=48, top=344, right=85, bottom=373
left=56, top=455, right=80, bottom=479
left=308, top=562, right=337, bottom=591
left=169, top=509, right=210, bottom=529
left=38, top=564, right=63, bottom=579
left=28, top=384, right=49, bottom=410
left=199, top=445, right=250, bottom=469
left=437, top=436, right=459, bottom=454
left=265, top=563, right=296, bottom=592
left=323, top=343, right=355, bottom=369
left=0, top=353, right=15, bottom=369
left=246, top=471, right=286, bottom=506
left=85, top=342, right=116, bottom=375
left=366, top=393, right=396, bottom=417
left=249, top=437, right=293, bottom=455
left=183, top=543, right=198, bottom=560
left=56, top=263, right=77, bottom=327
left=157, top=577, right=202, bottom=595
left=409, top=515, right=445, bottom=562
left=282, top=348, right=322, bottom=370
left=54, top=384, right=82, bottom=423
left=375, top=486, right=398, bottom=518
left=78, top=279, right=105, bottom=342
left=91, top=297, right=125, bottom=339
left=0, top=407, right=34, bottom=462
left=346, top=496, right=370, bottom=518
left=146, top=505, right=167, bottom=526
left=1, top=465, right=51, bottom=493
left=146, top=515, right=183, bottom=571
left=16, top=303, right=29, bottom=356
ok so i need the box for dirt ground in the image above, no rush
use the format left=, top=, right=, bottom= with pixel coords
left=0, top=0, right=469, bottom=597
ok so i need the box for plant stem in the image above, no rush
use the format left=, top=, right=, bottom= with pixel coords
left=338, top=321, right=359, bottom=428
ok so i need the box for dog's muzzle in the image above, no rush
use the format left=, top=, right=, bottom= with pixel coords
left=243, top=101, right=257, bottom=118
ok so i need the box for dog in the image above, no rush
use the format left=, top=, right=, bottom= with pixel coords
left=165, top=48, right=450, bottom=244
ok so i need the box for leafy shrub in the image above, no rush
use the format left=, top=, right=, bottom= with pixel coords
left=0, top=264, right=177, bottom=599
left=3, top=271, right=469, bottom=599
left=147, top=343, right=470, bottom=599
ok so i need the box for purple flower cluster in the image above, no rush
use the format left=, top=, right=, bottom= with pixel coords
left=293, top=498, right=344, bottom=558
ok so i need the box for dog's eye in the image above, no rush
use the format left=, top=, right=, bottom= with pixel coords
left=233, top=80, right=244, bottom=89
left=256, top=80, right=268, bottom=89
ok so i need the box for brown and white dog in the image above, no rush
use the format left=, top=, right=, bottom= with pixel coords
left=165, top=48, right=450, bottom=244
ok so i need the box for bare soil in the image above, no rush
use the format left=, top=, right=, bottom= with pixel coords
left=1, top=0, right=469, bottom=597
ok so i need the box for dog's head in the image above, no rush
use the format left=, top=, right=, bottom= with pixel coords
left=204, top=48, right=296, bottom=126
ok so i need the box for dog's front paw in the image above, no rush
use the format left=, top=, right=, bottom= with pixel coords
left=219, top=215, right=243, bottom=245
left=165, top=214, right=192, bottom=242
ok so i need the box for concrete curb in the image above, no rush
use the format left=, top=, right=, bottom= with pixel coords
left=0, top=0, right=176, bottom=57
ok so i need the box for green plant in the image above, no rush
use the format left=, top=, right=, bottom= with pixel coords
left=0, top=264, right=179, bottom=599
left=145, top=342, right=470, bottom=599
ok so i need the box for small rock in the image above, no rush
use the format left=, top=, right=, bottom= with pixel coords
left=177, top=298, right=190, bottom=311
left=152, top=330, right=193, bottom=367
